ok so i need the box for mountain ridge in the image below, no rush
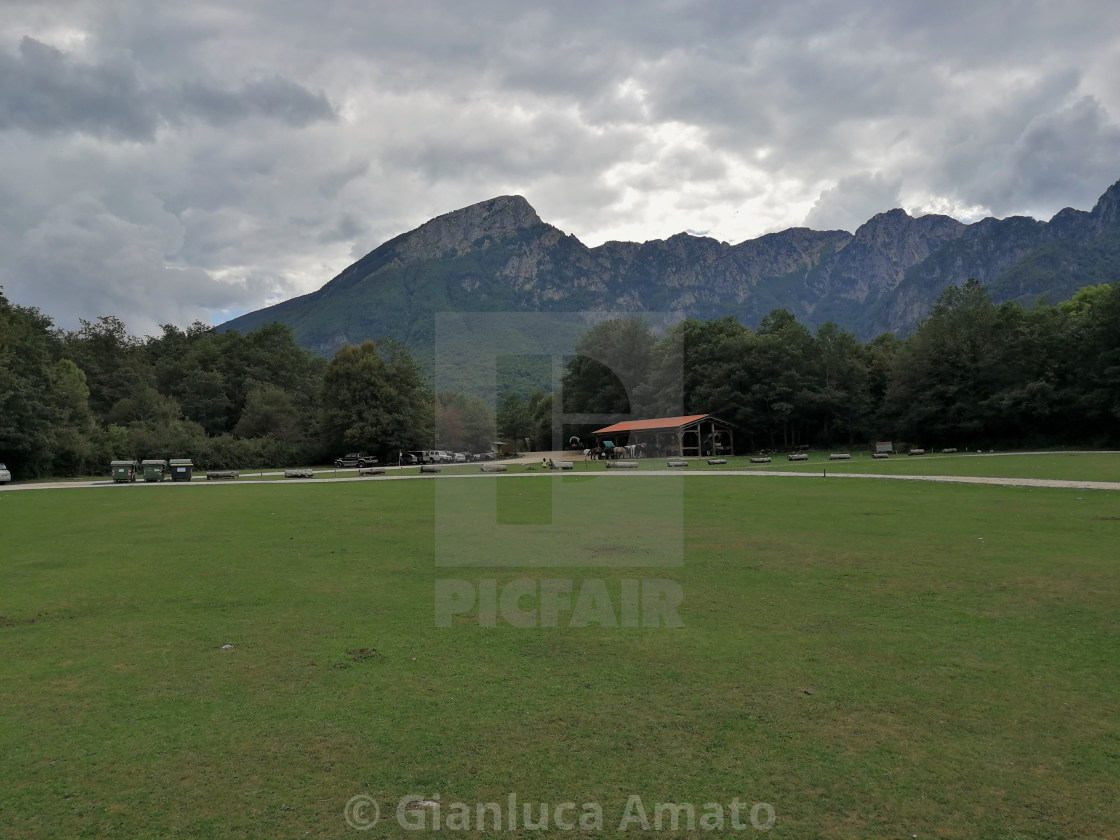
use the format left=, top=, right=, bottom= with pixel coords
left=219, top=178, right=1120, bottom=353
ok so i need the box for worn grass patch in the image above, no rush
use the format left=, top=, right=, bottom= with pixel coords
left=433, top=450, right=1120, bottom=483
left=752, top=450, right=1120, bottom=481
left=1, top=477, right=1118, bottom=838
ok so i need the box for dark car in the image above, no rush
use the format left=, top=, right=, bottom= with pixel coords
left=334, top=452, right=378, bottom=468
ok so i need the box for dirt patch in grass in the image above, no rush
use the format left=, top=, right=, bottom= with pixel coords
left=0, top=615, right=37, bottom=627
left=587, top=544, right=643, bottom=555
left=332, top=648, right=382, bottom=669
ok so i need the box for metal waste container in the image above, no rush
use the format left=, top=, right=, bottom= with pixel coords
left=142, top=459, right=169, bottom=482
left=169, top=459, right=194, bottom=482
left=111, top=460, right=140, bottom=483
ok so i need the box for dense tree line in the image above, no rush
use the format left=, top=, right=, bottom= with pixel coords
left=0, top=291, right=440, bottom=478
left=560, top=280, right=1120, bottom=452
left=4, top=278, right=1117, bottom=477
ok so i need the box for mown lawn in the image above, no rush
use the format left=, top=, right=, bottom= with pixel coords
left=0, top=476, right=1117, bottom=838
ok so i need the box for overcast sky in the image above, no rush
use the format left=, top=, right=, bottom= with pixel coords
left=3, top=0, right=1120, bottom=335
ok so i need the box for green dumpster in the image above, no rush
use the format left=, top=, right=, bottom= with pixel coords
left=169, top=458, right=194, bottom=482
left=142, top=459, right=169, bottom=482
left=111, top=460, right=140, bottom=483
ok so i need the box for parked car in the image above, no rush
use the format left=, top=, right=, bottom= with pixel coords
left=453, top=452, right=467, bottom=462
left=334, top=452, right=379, bottom=468
left=0, top=462, right=10, bottom=485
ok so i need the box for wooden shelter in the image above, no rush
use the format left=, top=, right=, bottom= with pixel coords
left=593, top=414, right=735, bottom=458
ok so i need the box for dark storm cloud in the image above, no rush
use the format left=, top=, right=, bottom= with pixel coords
left=0, top=37, right=159, bottom=139
left=176, top=76, right=335, bottom=127
left=973, top=96, right=1120, bottom=217
left=0, top=36, right=334, bottom=140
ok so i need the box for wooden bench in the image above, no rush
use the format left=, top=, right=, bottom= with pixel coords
left=480, top=463, right=508, bottom=472
left=828, top=453, right=851, bottom=461
left=666, top=459, right=689, bottom=467
left=357, top=467, right=385, bottom=476
left=707, top=458, right=727, bottom=465
left=284, top=468, right=314, bottom=478
left=605, top=461, right=639, bottom=469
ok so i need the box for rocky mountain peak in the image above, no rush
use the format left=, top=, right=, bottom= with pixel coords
left=846, top=207, right=964, bottom=270
left=854, top=208, right=911, bottom=237
left=1047, top=206, right=1092, bottom=240
left=1090, top=178, right=1120, bottom=230
left=395, top=195, right=544, bottom=262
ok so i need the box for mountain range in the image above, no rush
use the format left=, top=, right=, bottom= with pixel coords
left=219, top=178, right=1120, bottom=354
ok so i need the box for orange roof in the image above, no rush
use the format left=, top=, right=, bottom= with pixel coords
left=593, top=414, right=711, bottom=435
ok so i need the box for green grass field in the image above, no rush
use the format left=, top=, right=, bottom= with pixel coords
left=1, top=474, right=1118, bottom=838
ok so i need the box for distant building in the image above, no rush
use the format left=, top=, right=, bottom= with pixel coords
left=593, top=414, right=735, bottom=457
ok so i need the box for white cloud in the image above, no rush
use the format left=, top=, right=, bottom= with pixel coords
left=804, top=171, right=904, bottom=232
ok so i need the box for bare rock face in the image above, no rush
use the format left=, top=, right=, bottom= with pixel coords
left=1047, top=206, right=1093, bottom=241
left=395, top=195, right=542, bottom=264
left=808, top=209, right=966, bottom=302
left=1089, top=179, right=1120, bottom=233
left=732, top=228, right=853, bottom=283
